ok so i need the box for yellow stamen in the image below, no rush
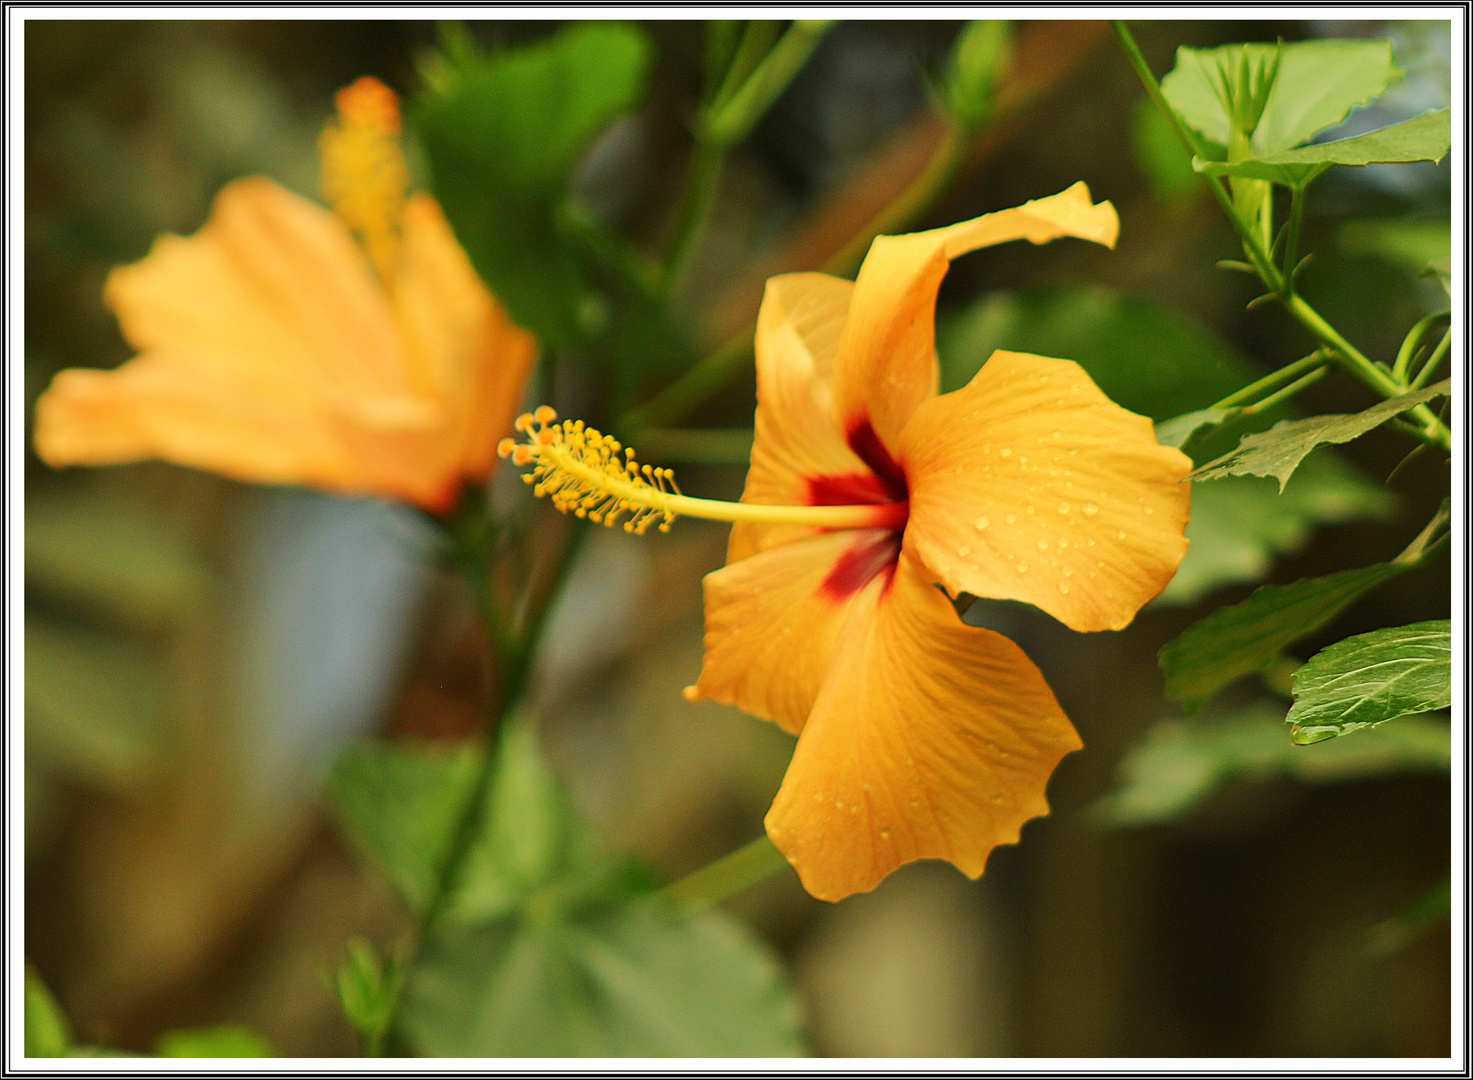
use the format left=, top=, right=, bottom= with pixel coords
left=320, top=76, right=409, bottom=285
left=499, top=409, right=907, bottom=534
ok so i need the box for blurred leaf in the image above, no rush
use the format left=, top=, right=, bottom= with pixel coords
left=154, top=1025, right=273, bottom=1057
left=415, top=22, right=653, bottom=346
left=25, top=616, right=167, bottom=790
left=346, top=725, right=809, bottom=1055
left=446, top=722, right=603, bottom=924
left=333, top=938, right=402, bottom=1055
left=25, top=965, right=72, bottom=1058
left=1155, top=406, right=1246, bottom=460
left=403, top=903, right=805, bottom=1056
left=328, top=740, right=482, bottom=915
left=938, top=287, right=1257, bottom=419
left=1131, top=95, right=1200, bottom=202
left=1160, top=507, right=1445, bottom=709
left=1286, top=620, right=1451, bottom=745
left=1340, top=216, right=1451, bottom=277
left=26, top=493, right=211, bottom=627
left=1191, top=380, right=1449, bottom=490
left=1091, top=705, right=1449, bottom=828
left=944, top=21, right=1013, bottom=132
left=1366, top=879, right=1450, bottom=958
left=1161, top=40, right=1401, bottom=153
left=1157, top=453, right=1396, bottom=606
left=1195, top=109, right=1450, bottom=185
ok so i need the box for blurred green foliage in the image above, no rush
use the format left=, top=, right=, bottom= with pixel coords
left=1160, top=504, right=1446, bottom=710
left=329, top=724, right=806, bottom=1055
left=416, top=22, right=654, bottom=346
left=1091, top=705, right=1448, bottom=828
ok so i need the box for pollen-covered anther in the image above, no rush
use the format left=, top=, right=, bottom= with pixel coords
left=498, top=408, right=680, bottom=535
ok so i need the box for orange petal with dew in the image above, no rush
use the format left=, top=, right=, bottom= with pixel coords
left=832, top=182, right=1119, bottom=459
left=693, top=528, right=900, bottom=736
left=764, top=548, right=1081, bottom=902
left=730, top=272, right=886, bottom=563
left=901, top=350, right=1191, bottom=633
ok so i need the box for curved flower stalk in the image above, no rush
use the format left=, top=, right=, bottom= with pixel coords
left=34, top=78, right=538, bottom=514
left=500, top=183, right=1193, bottom=902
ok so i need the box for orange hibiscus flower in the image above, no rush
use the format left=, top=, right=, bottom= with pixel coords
left=499, top=183, right=1192, bottom=902
left=34, top=77, right=537, bottom=514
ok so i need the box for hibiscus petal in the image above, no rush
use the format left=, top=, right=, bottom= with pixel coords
left=730, top=273, right=880, bottom=563
left=901, top=350, right=1192, bottom=633
left=832, top=182, right=1119, bottom=460
left=693, top=528, right=899, bottom=736
left=765, top=549, right=1080, bottom=902
left=33, top=357, right=351, bottom=488
left=384, top=193, right=538, bottom=497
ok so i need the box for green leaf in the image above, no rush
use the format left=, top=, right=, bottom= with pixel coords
left=154, top=1025, right=273, bottom=1057
left=1286, top=620, right=1451, bottom=744
left=1194, top=109, right=1450, bottom=186
left=1261, top=108, right=1449, bottom=165
left=402, top=903, right=805, bottom=1056
left=1156, top=453, right=1395, bottom=606
left=1159, top=507, right=1446, bottom=709
left=1191, top=380, right=1450, bottom=490
left=327, top=740, right=482, bottom=915
left=1154, top=407, right=1246, bottom=458
left=25, top=965, right=72, bottom=1057
left=415, top=22, right=653, bottom=346
left=1162, top=39, right=1402, bottom=154
left=332, top=938, right=402, bottom=1053
left=1090, top=705, right=1449, bottom=828
left=937, top=287, right=1258, bottom=420
left=444, top=722, right=601, bottom=924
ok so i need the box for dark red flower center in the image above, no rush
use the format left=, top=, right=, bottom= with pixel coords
left=814, top=418, right=909, bottom=600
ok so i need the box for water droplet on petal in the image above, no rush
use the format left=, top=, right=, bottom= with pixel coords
left=974, top=516, right=991, bottom=531
left=909, top=796, right=922, bottom=807
left=1082, top=501, right=1100, bottom=515
left=989, top=793, right=1004, bottom=804
left=1018, top=563, right=1029, bottom=573
left=1117, top=530, right=1127, bottom=541
left=1037, top=538, right=1050, bottom=551
left=1006, top=513, right=1017, bottom=525
left=1144, top=506, right=1153, bottom=516
left=1057, top=501, right=1070, bottom=515
left=999, top=447, right=1012, bottom=458
left=1059, top=583, right=1070, bottom=595
left=879, top=827, right=891, bottom=839
left=957, top=544, right=972, bottom=558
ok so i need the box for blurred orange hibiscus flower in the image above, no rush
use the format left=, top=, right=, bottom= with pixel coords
left=687, top=184, right=1193, bottom=901
left=34, top=77, right=537, bottom=514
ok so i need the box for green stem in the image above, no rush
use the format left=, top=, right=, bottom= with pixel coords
left=660, top=835, right=792, bottom=913
left=1395, top=312, right=1451, bottom=384
left=1212, top=350, right=1327, bottom=409
left=1242, top=364, right=1328, bottom=414
left=1112, top=21, right=1281, bottom=287
left=385, top=514, right=590, bottom=1047
left=1283, top=294, right=1450, bottom=450
left=1410, top=326, right=1451, bottom=390
left=615, top=328, right=752, bottom=437
left=1113, top=21, right=1452, bottom=455
left=1283, top=183, right=1306, bottom=283
left=663, top=21, right=834, bottom=298
left=619, top=114, right=972, bottom=438
left=822, top=125, right=969, bottom=277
